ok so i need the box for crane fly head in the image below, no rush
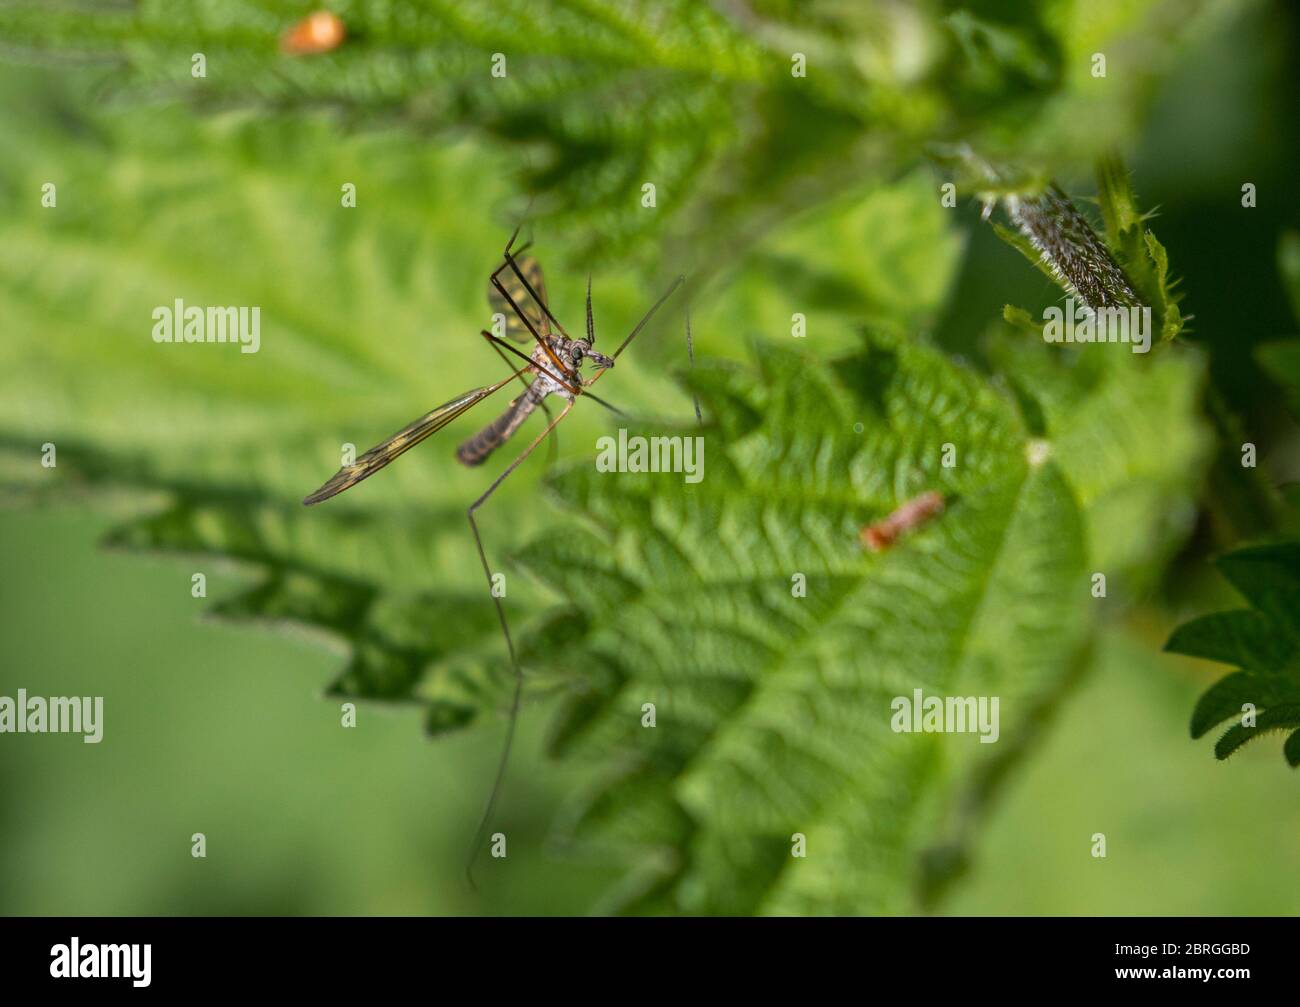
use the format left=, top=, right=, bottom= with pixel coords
left=568, top=273, right=614, bottom=378
left=567, top=338, right=613, bottom=377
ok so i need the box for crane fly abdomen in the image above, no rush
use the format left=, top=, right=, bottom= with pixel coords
left=456, top=392, right=541, bottom=467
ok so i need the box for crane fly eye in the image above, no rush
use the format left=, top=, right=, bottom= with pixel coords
left=572, top=346, right=584, bottom=363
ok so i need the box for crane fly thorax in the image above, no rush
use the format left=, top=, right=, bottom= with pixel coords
left=527, top=339, right=575, bottom=400
left=530, top=336, right=613, bottom=400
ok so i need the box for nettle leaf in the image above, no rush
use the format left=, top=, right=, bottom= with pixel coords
left=510, top=332, right=1196, bottom=914
left=693, top=168, right=966, bottom=349
left=0, top=94, right=653, bottom=735
left=1166, top=543, right=1300, bottom=766
left=0, top=0, right=821, bottom=263
left=986, top=332, right=1209, bottom=593
left=507, top=245, right=1208, bottom=912
left=103, top=488, right=529, bottom=732
left=1096, top=154, right=1184, bottom=341
left=0, top=0, right=1238, bottom=264
left=988, top=158, right=1208, bottom=593
left=0, top=10, right=1222, bottom=909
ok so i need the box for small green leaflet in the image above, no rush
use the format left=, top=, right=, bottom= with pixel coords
left=1166, top=542, right=1300, bottom=767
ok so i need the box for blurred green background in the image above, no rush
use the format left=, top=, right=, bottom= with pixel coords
left=1, top=0, right=1298, bottom=915
left=5, top=510, right=1299, bottom=914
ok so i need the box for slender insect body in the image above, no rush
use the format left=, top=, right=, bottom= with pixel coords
left=455, top=389, right=542, bottom=467
left=456, top=335, right=611, bottom=466
left=302, top=230, right=687, bottom=886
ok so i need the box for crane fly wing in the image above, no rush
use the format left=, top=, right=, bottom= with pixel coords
left=303, top=378, right=514, bottom=505
left=490, top=254, right=549, bottom=343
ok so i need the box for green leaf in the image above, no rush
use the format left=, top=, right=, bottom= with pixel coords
left=0, top=57, right=974, bottom=745
left=511, top=331, right=1205, bottom=913
left=0, top=93, right=622, bottom=735
left=696, top=169, right=966, bottom=347
left=0, top=0, right=825, bottom=264
left=1166, top=542, right=1300, bottom=766
left=1093, top=155, right=1185, bottom=342
left=0, top=0, right=1243, bottom=265
left=0, top=16, right=1222, bottom=911
left=985, top=332, right=1209, bottom=591
left=944, top=11, right=1057, bottom=93
left=1095, top=151, right=1143, bottom=247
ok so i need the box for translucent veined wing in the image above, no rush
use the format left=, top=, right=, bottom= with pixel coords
left=490, top=254, right=550, bottom=343
left=303, top=375, right=517, bottom=505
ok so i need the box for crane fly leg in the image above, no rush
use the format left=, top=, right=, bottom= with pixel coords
left=489, top=255, right=574, bottom=387
left=464, top=398, right=574, bottom=888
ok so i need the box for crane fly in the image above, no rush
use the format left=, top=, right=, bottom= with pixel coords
left=303, top=227, right=688, bottom=884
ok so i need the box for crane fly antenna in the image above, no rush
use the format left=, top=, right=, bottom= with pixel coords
left=584, top=275, right=695, bottom=420
left=610, top=274, right=684, bottom=360
left=586, top=274, right=595, bottom=343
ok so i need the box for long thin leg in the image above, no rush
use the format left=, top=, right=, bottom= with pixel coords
left=502, top=249, right=573, bottom=341
left=685, top=302, right=702, bottom=424
left=502, top=220, right=525, bottom=258
left=464, top=399, right=575, bottom=888
left=499, top=225, right=574, bottom=342
left=490, top=254, right=575, bottom=387
left=481, top=329, right=558, bottom=465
